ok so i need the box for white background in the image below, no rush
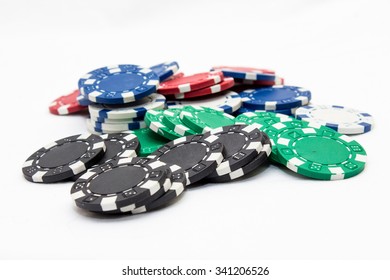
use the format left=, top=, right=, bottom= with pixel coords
left=1, top=0, right=390, bottom=267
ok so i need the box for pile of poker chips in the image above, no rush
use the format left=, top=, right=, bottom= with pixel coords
left=22, top=124, right=272, bottom=214
left=27, top=61, right=375, bottom=215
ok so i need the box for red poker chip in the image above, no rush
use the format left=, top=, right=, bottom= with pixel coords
left=49, top=90, right=87, bottom=115
left=235, top=76, right=284, bottom=86
left=172, top=77, right=235, bottom=99
left=157, top=71, right=224, bottom=95
left=211, top=66, right=275, bottom=75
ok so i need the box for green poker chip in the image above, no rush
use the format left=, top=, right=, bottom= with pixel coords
left=162, top=108, right=197, bottom=136
left=179, top=106, right=236, bottom=133
left=144, top=110, right=183, bottom=140
left=276, top=127, right=367, bottom=180
left=235, top=111, right=292, bottom=128
left=132, top=128, right=169, bottom=156
left=260, top=119, right=329, bottom=162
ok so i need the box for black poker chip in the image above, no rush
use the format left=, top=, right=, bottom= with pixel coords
left=207, top=133, right=272, bottom=183
left=205, top=124, right=265, bottom=179
left=71, top=132, right=140, bottom=181
left=132, top=164, right=187, bottom=213
left=148, top=134, right=224, bottom=185
left=22, top=133, right=106, bottom=183
left=70, top=157, right=171, bottom=213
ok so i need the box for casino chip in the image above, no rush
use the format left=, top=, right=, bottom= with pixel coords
left=76, top=92, right=91, bottom=106
left=239, top=86, right=311, bottom=110
left=49, top=90, right=87, bottom=115
left=131, top=164, right=187, bottom=213
left=179, top=106, right=236, bottom=133
left=158, top=71, right=224, bottom=94
left=88, top=93, right=166, bottom=119
left=149, top=134, right=224, bottom=185
left=295, top=105, right=374, bottom=134
left=78, top=64, right=159, bottom=104
left=144, top=110, right=183, bottom=140
left=91, top=115, right=144, bottom=124
left=205, top=124, right=265, bottom=178
left=173, top=77, right=235, bottom=99
left=22, top=134, right=106, bottom=183
left=86, top=119, right=146, bottom=134
left=236, top=105, right=299, bottom=116
left=162, top=108, right=197, bottom=136
left=71, top=133, right=140, bottom=180
left=234, top=76, right=284, bottom=86
left=258, top=119, right=328, bottom=162
left=90, top=119, right=146, bottom=131
left=70, top=157, right=171, bottom=213
left=166, top=90, right=242, bottom=114
left=207, top=134, right=272, bottom=183
left=133, top=128, right=169, bottom=156
left=211, top=66, right=277, bottom=81
left=276, top=127, right=367, bottom=180
left=150, top=61, right=179, bottom=82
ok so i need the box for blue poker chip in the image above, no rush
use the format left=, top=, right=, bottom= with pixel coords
left=150, top=61, right=179, bottom=82
left=236, top=105, right=298, bottom=116
left=211, top=66, right=277, bottom=81
left=239, top=86, right=311, bottom=110
left=86, top=119, right=146, bottom=134
left=88, top=93, right=166, bottom=120
left=91, top=115, right=144, bottom=124
left=78, top=64, right=160, bottom=104
left=76, top=92, right=92, bottom=106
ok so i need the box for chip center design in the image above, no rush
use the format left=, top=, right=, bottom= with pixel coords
left=40, top=142, right=88, bottom=168
left=295, top=137, right=350, bottom=164
left=98, top=73, right=144, bottom=92
left=89, top=165, right=146, bottom=195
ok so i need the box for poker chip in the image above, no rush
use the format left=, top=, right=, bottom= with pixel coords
left=205, top=124, right=265, bottom=178
left=150, top=61, right=179, bottom=82
left=76, top=91, right=92, bottom=106
left=71, top=133, right=140, bottom=180
left=239, top=86, right=311, bottom=110
left=91, top=115, right=144, bottom=124
left=236, top=105, right=299, bottom=116
left=166, top=90, right=242, bottom=113
left=234, top=76, right=284, bottom=86
left=133, top=128, right=169, bottom=157
left=49, top=90, right=87, bottom=115
left=162, top=108, right=197, bottom=136
left=158, top=71, right=224, bottom=94
left=144, top=110, right=183, bottom=140
left=131, top=165, right=187, bottom=213
left=295, top=105, right=374, bottom=134
left=90, top=119, right=146, bottom=131
left=173, top=77, right=235, bottom=99
left=260, top=119, right=328, bottom=162
left=22, top=134, right=106, bottom=183
left=86, top=119, right=146, bottom=134
left=211, top=66, right=277, bottom=81
left=70, top=157, right=171, bottom=213
left=78, top=64, right=159, bottom=104
left=179, top=106, right=236, bottom=133
left=91, top=133, right=139, bottom=163
left=207, top=134, right=272, bottom=183
left=276, top=127, right=367, bottom=180
left=235, top=111, right=292, bottom=129
left=149, top=134, right=224, bottom=185
left=88, top=93, right=166, bottom=119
